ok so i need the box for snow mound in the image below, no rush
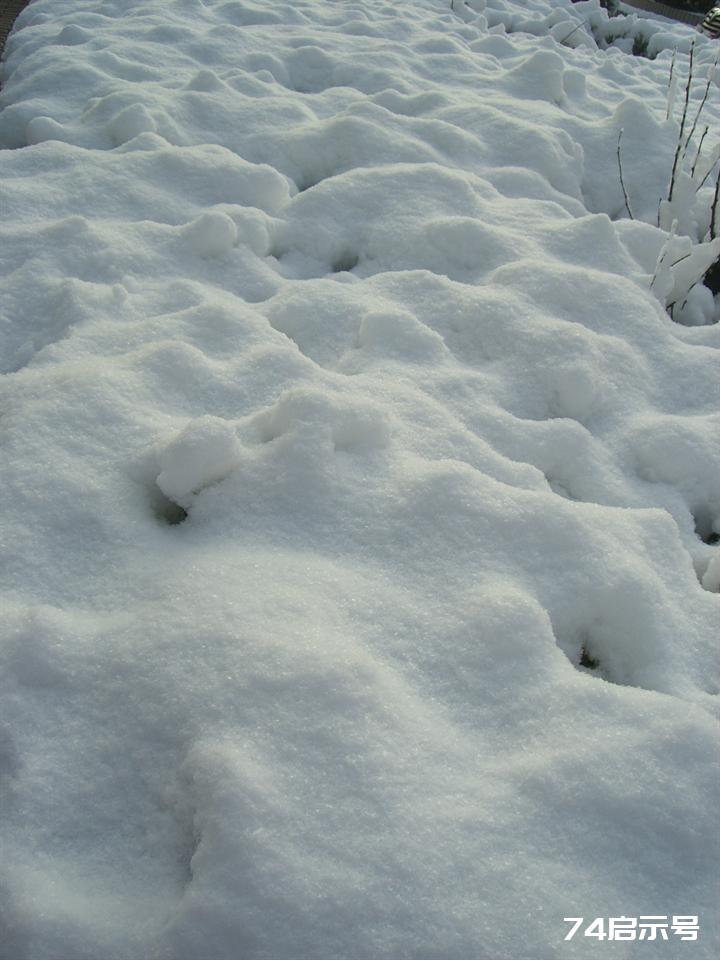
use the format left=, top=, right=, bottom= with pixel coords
left=183, top=211, right=239, bottom=259
left=156, top=416, right=242, bottom=504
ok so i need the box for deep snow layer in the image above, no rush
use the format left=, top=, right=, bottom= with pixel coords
left=0, top=1, right=719, bottom=958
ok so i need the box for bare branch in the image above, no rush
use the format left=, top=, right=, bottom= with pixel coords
left=558, top=20, right=589, bottom=46
left=616, top=128, right=634, bottom=220
left=666, top=271, right=705, bottom=309
left=666, top=48, right=677, bottom=121
left=650, top=219, right=678, bottom=293
left=710, top=168, right=720, bottom=241
left=668, top=41, right=695, bottom=204
left=695, top=145, right=720, bottom=191
left=683, top=53, right=719, bottom=160
left=691, top=125, right=709, bottom=179
left=667, top=251, right=693, bottom=269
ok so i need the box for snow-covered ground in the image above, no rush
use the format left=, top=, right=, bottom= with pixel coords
left=0, top=1, right=718, bottom=957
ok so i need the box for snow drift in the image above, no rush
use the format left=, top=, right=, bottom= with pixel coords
left=0, top=1, right=718, bottom=958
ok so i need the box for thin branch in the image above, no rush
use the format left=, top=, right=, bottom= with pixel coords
left=666, top=270, right=707, bottom=309
left=696, top=150, right=720, bottom=191
left=666, top=246, right=720, bottom=310
left=649, top=246, right=668, bottom=292
left=683, top=53, right=719, bottom=159
left=667, top=251, right=693, bottom=269
left=668, top=40, right=695, bottom=204
left=650, top=220, right=678, bottom=292
left=710, top=168, right=720, bottom=241
left=650, top=251, right=692, bottom=296
left=666, top=48, right=677, bottom=121
left=617, top=128, right=634, bottom=220
left=558, top=20, right=589, bottom=46
left=691, top=137, right=720, bottom=192
left=691, top=125, right=709, bottom=179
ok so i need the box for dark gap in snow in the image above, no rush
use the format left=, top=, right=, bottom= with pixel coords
left=579, top=645, right=600, bottom=671
left=330, top=251, right=359, bottom=273
left=256, top=420, right=281, bottom=443
left=152, top=490, right=189, bottom=526
left=702, top=257, right=720, bottom=298
left=545, top=475, right=578, bottom=501
left=557, top=629, right=615, bottom=684
left=296, top=175, right=325, bottom=192
left=693, top=507, right=719, bottom=545
left=175, top=805, right=200, bottom=886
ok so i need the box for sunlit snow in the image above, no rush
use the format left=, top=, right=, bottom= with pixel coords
left=0, top=0, right=718, bottom=958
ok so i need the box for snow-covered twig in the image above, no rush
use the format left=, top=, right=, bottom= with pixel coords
left=667, top=251, right=693, bottom=270
left=691, top=125, right=709, bottom=179
left=668, top=40, right=695, bottom=204
left=683, top=53, right=719, bottom=159
left=694, top=143, right=720, bottom=191
left=710, top=169, right=720, bottom=241
left=558, top=19, right=589, bottom=46
left=649, top=219, right=678, bottom=293
left=667, top=268, right=710, bottom=309
left=617, top=128, right=634, bottom=220
left=666, top=49, right=677, bottom=121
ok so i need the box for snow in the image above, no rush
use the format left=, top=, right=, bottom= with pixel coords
left=156, top=415, right=243, bottom=503
left=0, top=0, right=718, bottom=958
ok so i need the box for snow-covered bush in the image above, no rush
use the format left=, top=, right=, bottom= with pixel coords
left=452, top=1, right=720, bottom=322
left=651, top=43, right=720, bottom=319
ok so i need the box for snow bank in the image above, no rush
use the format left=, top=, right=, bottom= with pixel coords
left=0, top=0, right=718, bottom=958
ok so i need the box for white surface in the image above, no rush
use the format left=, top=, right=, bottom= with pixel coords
left=0, top=1, right=718, bottom=958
